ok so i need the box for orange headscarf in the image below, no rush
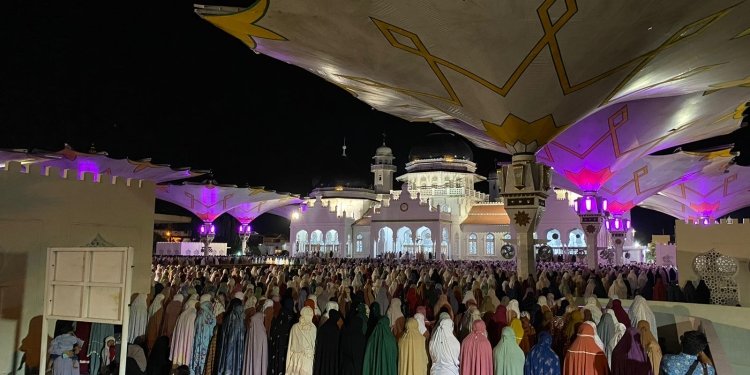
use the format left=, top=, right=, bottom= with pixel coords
left=564, top=321, right=609, bottom=375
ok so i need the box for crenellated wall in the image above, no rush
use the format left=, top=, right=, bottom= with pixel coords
left=0, top=161, right=155, bottom=374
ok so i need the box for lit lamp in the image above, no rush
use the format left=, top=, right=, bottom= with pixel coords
left=199, top=222, right=216, bottom=255
left=605, top=214, right=630, bottom=266
left=239, top=224, right=252, bottom=255
left=574, top=193, right=608, bottom=270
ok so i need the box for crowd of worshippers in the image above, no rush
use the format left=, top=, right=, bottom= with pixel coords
left=51, top=259, right=718, bottom=375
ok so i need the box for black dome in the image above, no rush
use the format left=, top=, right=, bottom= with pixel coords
left=315, top=155, right=371, bottom=189
left=409, top=133, right=473, bottom=162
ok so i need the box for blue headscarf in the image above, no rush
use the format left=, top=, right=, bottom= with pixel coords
left=524, top=331, right=560, bottom=375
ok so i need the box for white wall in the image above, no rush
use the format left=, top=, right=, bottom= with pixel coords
left=675, top=219, right=750, bottom=305
left=0, top=162, right=155, bottom=374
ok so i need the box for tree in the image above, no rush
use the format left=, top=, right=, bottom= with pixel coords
left=645, top=242, right=656, bottom=263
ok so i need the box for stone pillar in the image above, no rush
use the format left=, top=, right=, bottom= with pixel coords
left=574, top=193, right=607, bottom=270
left=605, top=214, right=630, bottom=266
left=611, top=232, right=625, bottom=265
left=498, top=154, right=551, bottom=279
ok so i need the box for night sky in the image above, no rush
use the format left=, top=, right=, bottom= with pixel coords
left=3, top=1, right=749, bottom=243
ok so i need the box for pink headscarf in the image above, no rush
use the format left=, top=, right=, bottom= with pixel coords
left=459, top=320, right=493, bottom=375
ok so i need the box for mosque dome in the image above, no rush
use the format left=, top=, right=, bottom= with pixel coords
left=408, top=133, right=473, bottom=162
left=375, top=144, right=393, bottom=156
left=316, top=153, right=371, bottom=190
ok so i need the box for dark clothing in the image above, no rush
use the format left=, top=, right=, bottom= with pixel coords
left=313, top=310, right=341, bottom=375
left=146, top=336, right=171, bottom=375
left=268, top=300, right=297, bottom=375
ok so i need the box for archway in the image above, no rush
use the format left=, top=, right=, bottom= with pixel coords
left=377, top=227, right=394, bottom=256
left=396, top=226, right=414, bottom=254
left=415, top=226, right=433, bottom=254
left=325, top=229, right=339, bottom=254
left=310, top=230, right=323, bottom=253
left=295, top=230, right=308, bottom=254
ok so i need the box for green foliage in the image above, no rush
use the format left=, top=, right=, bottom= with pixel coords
left=645, top=242, right=656, bottom=263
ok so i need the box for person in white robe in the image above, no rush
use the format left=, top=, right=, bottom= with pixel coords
left=429, top=316, right=460, bottom=375
left=128, top=294, right=148, bottom=343
left=628, top=295, right=658, bottom=338
left=170, top=294, right=198, bottom=366
left=285, top=306, right=317, bottom=375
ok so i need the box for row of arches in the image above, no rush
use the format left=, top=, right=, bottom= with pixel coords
left=374, top=226, right=441, bottom=256
left=295, top=229, right=340, bottom=253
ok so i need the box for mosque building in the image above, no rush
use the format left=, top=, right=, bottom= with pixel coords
left=290, top=133, right=637, bottom=261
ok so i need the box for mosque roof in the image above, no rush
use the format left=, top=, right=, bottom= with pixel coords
left=409, top=133, right=473, bottom=162
left=461, top=204, right=510, bottom=225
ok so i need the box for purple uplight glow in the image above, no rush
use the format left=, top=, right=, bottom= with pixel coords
left=602, top=199, right=608, bottom=211
left=77, top=160, right=99, bottom=180
left=614, top=218, right=621, bottom=229
left=605, top=221, right=610, bottom=230
left=703, top=218, right=709, bottom=225
left=210, top=224, right=215, bottom=233
left=585, top=197, right=592, bottom=211
left=626, top=220, right=631, bottom=229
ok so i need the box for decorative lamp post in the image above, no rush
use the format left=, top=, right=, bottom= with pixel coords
left=574, top=193, right=607, bottom=270
left=605, top=214, right=630, bottom=266
left=239, top=224, right=252, bottom=255
left=199, top=222, right=216, bottom=255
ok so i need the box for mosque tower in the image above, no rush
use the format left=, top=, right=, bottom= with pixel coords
left=371, top=135, right=396, bottom=195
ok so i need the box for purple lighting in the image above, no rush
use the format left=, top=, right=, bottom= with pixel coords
left=585, top=197, right=592, bottom=211
left=614, top=218, right=620, bottom=229
left=200, top=225, right=205, bottom=234
left=605, top=221, right=610, bottom=230
left=602, top=199, right=608, bottom=211
left=703, top=218, right=709, bottom=225
left=574, top=201, right=579, bottom=212
left=626, top=220, right=631, bottom=229
left=210, top=224, right=215, bottom=233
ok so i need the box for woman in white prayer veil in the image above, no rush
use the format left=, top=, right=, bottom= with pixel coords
left=169, top=295, right=198, bottom=366
left=628, top=295, right=658, bottom=338
left=128, top=293, right=148, bottom=343
left=606, top=322, right=627, bottom=368
left=583, top=296, right=603, bottom=324
left=429, top=316, right=460, bottom=375
left=286, top=307, right=317, bottom=375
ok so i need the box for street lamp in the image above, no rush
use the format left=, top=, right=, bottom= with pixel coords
left=199, top=222, right=216, bottom=255
left=239, top=224, right=252, bottom=255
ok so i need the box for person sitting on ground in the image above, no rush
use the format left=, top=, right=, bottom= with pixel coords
left=660, top=330, right=716, bottom=375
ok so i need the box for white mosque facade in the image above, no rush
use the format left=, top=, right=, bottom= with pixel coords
left=289, top=133, right=638, bottom=261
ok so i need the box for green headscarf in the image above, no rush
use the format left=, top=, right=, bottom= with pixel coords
left=363, top=316, right=398, bottom=375
left=493, top=326, right=525, bottom=375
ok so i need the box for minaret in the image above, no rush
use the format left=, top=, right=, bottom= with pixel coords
left=488, top=159, right=500, bottom=202
left=371, top=134, right=396, bottom=194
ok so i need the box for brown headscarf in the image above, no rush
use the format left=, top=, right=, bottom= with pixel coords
left=637, top=320, right=662, bottom=375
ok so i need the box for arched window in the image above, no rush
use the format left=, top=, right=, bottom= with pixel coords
left=310, top=230, right=324, bottom=245
left=356, top=233, right=364, bottom=253
left=486, top=233, right=495, bottom=255
left=325, top=230, right=339, bottom=245
left=468, top=233, right=477, bottom=255
left=568, top=229, right=586, bottom=248
left=547, top=229, right=562, bottom=248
